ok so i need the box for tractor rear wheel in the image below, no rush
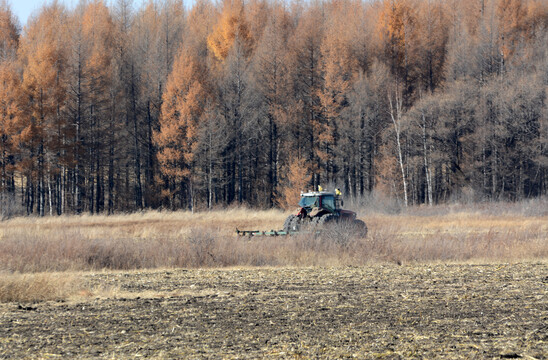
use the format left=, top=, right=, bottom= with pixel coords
left=352, top=219, right=368, bottom=238
left=283, top=215, right=300, bottom=232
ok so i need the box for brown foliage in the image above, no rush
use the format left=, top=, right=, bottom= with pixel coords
left=0, top=0, right=546, bottom=214
left=155, top=45, right=212, bottom=206
left=0, top=60, right=22, bottom=187
left=0, top=1, right=18, bottom=56
left=277, top=156, right=312, bottom=210
left=497, top=0, right=528, bottom=61
left=207, top=0, right=253, bottom=61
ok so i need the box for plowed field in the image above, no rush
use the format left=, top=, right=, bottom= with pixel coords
left=1, top=263, right=547, bottom=359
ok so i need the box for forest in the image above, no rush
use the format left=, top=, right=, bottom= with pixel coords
left=0, top=0, right=547, bottom=216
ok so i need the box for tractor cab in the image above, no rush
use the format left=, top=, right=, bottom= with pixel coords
left=298, top=192, right=339, bottom=213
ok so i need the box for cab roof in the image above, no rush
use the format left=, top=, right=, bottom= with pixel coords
left=300, top=191, right=335, bottom=197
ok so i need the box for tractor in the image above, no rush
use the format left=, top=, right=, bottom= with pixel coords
left=283, top=189, right=367, bottom=237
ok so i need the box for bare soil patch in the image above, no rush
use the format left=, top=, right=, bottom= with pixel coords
left=1, top=264, right=546, bottom=359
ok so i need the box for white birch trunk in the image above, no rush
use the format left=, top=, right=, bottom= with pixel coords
left=47, top=176, right=53, bottom=216
left=421, top=112, right=433, bottom=206
left=389, top=91, right=408, bottom=207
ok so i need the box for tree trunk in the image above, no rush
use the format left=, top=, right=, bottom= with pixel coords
left=47, top=176, right=52, bottom=216
left=389, top=90, right=408, bottom=207
left=145, top=101, right=155, bottom=208
left=38, top=140, right=45, bottom=217
left=132, top=97, right=142, bottom=209
left=422, top=112, right=433, bottom=206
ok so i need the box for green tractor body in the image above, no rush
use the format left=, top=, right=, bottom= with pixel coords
left=283, top=191, right=367, bottom=237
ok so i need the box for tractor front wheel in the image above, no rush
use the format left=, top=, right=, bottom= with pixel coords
left=283, top=215, right=300, bottom=232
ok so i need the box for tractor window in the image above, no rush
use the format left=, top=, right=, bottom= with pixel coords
left=299, top=196, right=318, bottom=208
left=322, top=195, right=335, bottom=210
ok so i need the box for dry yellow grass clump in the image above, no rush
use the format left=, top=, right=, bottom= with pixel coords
left=0, top=272, right=80, bottom=303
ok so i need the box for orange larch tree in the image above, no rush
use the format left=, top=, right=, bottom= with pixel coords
left=0, top=0, right=20, bottom=217
left=415, top=0, right=449, bottom=92
left=81, top=0, right=116, bottom=214
left=496, top=0, right=528, bottom=71
left=18, top=3, right=70, bottom=215
left=251, top=4, right=293, bottom=206
left=133, top=0, right=186, bottom=208
left=376, top=0, right=419, bottom=103
left=277, top=156, right=312, bottom=210
left=286, top=3, right=325, bottom=189
left=207, top=0, right=253, bottom=61
left=0, top=0, right=18, bottom=59
left=0, top=59, right=22, bottom=215
left=318, top=0, right=359, bottom=185
left=155, top=46, right=211, bottom=210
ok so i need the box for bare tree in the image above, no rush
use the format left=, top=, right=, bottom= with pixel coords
left=388, top=82, right=408, bottom=207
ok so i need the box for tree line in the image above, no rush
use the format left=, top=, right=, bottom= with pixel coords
left=0, top=0, right=547, bottom=216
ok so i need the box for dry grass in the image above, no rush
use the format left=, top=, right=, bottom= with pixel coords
left=0, top=208, right=285, bottom=238
left=0, top=272, right=80, bottom=303
left=0, top=206, right=546, bottom=274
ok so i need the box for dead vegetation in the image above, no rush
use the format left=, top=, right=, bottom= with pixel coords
left=0, top=207, right=546, bottom=274
left=0, top=272, right=80, bottom=303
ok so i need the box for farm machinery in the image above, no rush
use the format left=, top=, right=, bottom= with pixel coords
left=236, top=188, right=367, bottom=237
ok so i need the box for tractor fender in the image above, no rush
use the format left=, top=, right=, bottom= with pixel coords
left=294, top=207, right=306, bottom=216
left=339, top=210, right=357, bottom=221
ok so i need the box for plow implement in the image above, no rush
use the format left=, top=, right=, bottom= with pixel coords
left=236, top=229, right=313, bottom=236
